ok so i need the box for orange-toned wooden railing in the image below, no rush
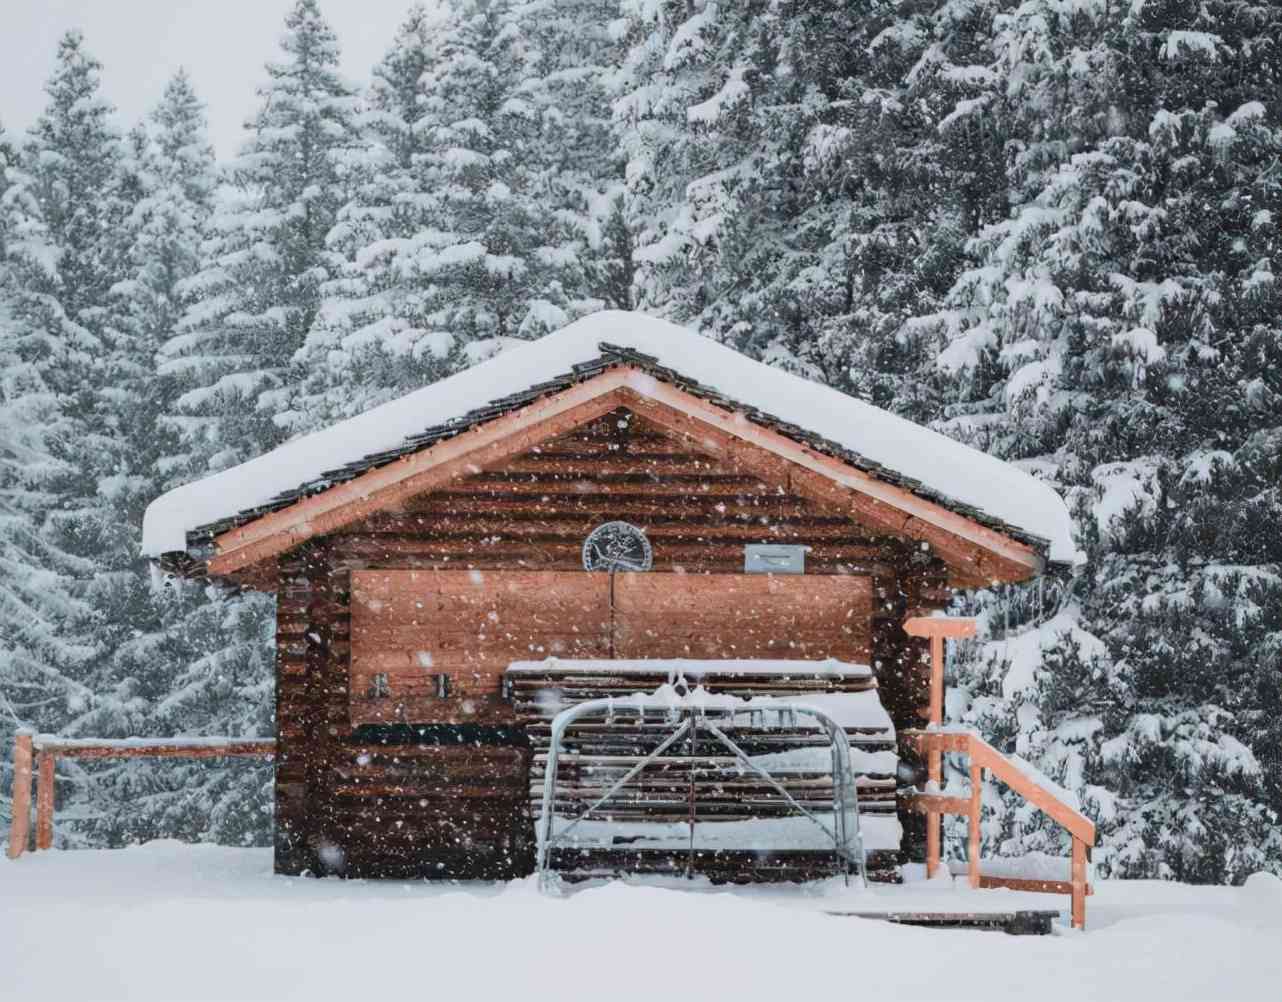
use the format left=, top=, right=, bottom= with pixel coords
left=901, top=729, right=1096, bottom=930
left=6, top=731, right=275, bottom=860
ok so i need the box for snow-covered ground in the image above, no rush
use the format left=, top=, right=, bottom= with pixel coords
left=3, top=843, right=1279, bottom=1002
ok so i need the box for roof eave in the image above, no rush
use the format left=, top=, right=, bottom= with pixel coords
left=157, top=358, right=1052, bottom=590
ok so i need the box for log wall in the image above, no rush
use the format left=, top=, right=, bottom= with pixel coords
left=275, top=543, right=532, bottom=878
left=273, top=407, right=949, bottom=879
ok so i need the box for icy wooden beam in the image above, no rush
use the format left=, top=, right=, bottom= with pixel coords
left=902, top=616, right=980, bottom=640
left=35, top=749, right=54, bottom=851
left=30, top=737, right=276, bottom=760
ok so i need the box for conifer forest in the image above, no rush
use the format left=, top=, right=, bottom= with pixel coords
left=1, top=0, right=1279, bottom=883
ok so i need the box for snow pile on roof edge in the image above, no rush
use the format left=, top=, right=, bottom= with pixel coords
left=142, top=310, right=1078, bottom=563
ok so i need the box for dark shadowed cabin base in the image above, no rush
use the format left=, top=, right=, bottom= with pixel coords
left=274, top=723, right=534, bottom=880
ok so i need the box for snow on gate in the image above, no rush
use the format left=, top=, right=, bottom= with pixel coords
left=507, top=658, right=904, bottom=885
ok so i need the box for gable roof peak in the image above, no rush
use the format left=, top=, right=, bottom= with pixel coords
left=143, top=311, right=1078, bottom=569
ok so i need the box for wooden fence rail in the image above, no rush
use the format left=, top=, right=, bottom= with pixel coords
left=900, top=728, right=1096, bottom=930
left=6, top=731, right=275, bottom=860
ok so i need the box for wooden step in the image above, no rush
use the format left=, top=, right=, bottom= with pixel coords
left=827, top=910, right=1061, bottom=935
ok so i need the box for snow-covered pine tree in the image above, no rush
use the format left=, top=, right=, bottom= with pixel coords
left=160, top=0, right=361, bottom=457
left=736, top=0, right=962, bottom=419
left=411, top=0, right=581, bottom=346
left=98, top=71, right=273, bottom=846
left=0, top=31, right=133, bottom=832
left=296, top=0, right=590, bottom=430
left=0, top=116, right=18, bottom=818
left=292, top=4, right=461, bottom=427
left=928, top=1, right=1282, bottom=881
left=115, top=72, right=218, bottom=489
left=0, top=118, right=13, bottom=250
left=610, top=0, right=755, bottom=325
left=608, top=1, right=955, bottom=421
left=508, top=0, right=620, bottom=311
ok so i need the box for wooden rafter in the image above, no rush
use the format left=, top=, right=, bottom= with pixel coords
left=205, top=365, right=1046, bottom=584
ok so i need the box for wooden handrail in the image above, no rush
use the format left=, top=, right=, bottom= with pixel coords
left=901, top=728, right=1095, bottom=930
left=6, top=734, right=275, bottom=859
left=30, top=736, right=276, bottom=760
left=966, top=736, right=1095, bottom=845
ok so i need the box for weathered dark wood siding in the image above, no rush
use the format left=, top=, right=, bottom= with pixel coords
left=273, top=407, right=948, bottom=878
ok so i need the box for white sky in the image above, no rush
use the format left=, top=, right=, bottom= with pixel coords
left=1, top=0, right=437, bottom=158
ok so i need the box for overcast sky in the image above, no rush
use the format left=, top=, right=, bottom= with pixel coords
left=2, top=0, right=438, bottom=158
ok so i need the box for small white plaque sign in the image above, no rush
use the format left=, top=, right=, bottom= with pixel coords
left=744, top=544, right=809, bottom=574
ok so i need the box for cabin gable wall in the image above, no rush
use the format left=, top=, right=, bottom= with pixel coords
left=272, top=408, right=948, bottom=878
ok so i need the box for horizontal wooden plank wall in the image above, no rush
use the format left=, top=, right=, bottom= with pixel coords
left=331, top=408, right=942, bottom=727
left=275, top=544, right=533, bottom=879
left=330, top=409, right=911, bottom=575
left=274, top=541, right=327, bottom=875
left=613, top=572, right=871, bottom=662
left=272, top=407, right=950, bottom=879
left=350, top=570, right=610, bottom=726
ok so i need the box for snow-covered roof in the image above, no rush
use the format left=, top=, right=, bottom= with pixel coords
left=142, top=310, right=1077, bottom=563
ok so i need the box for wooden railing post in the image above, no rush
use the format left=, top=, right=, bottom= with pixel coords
left=7, top=731, right=34, bottom=859
left=35, top=749, right=55, bottom=851
left=968, top=760, right=982, bottom=889
left=925, top=635, right=944, bottom=878
left=1071, top=837, right=1087, bottom=930
left=903, top=618, right=976, bottom=880
left=927, top=636, right=945, bottom=733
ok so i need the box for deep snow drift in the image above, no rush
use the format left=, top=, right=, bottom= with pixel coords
left=2, top=842, right=1278, bottom=1002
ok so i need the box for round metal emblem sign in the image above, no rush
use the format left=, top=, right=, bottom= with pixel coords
left=582, top=521, right=652, bottom=572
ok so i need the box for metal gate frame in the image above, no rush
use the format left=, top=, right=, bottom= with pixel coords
left=536, top=695, right=867, bottom=888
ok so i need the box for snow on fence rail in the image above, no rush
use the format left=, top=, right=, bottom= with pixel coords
left=5, top=731, right=275, bottom=860
left=900, top=728, right=1096, bottom=929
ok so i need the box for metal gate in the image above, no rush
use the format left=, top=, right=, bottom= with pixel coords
left=536, top=691, right=867, bottom=888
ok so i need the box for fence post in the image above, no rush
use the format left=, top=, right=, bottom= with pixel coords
left=35, top=749, right=55, bottom=850
left=925, top=636, right=944, bottom=878
left=968, top=761, right=982, bottom=888
left=6, top=731, right=34, bottom=859
left=1071, top=837, right=1087, bottom=930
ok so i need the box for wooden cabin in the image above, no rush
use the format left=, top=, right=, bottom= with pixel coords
left=144, top=310, right=1078, bottom=888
